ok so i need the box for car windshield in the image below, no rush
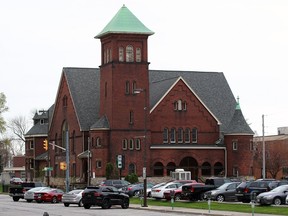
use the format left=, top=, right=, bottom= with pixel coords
left=217, top=183, right=230, bottom=190
left=271, top=185, right=288, bottom=192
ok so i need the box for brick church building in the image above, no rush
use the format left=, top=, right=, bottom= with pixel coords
left=25, top=5, right=254, bottom=184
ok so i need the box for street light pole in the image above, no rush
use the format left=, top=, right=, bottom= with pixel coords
left=134, top=88, right=148, bottom=207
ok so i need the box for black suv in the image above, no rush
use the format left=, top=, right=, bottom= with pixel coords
left=235, top=179, right=274, bottom=203
left=100, top=179, right=130, bottom=189
left=82, top=186, right=129, bottom=209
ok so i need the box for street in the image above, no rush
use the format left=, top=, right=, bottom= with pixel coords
left=0, top=194, right=194, bottom=216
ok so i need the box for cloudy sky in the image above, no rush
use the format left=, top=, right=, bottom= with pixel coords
left=1, top=0, right=287, bottom=136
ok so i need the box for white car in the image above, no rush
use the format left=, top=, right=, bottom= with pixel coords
left=24, top=187, right=50, bottom=202
left=62, top=189, right=84, bottom=207
left=151, top=182, right=182, bottom=199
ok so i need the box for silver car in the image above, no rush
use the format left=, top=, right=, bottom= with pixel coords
left=62, top=189, right=84, bottom=207
left=204, top=182, right=240, bottom=202
left=257, top=185, right=288, bottom=206
left=24, top=187, right=50, bottom=202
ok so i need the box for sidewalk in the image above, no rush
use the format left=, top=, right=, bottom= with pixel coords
left=129, top=203, right=283, bottom=216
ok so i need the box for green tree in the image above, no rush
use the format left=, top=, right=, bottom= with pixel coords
left=0, top=92, right=9, bottom=133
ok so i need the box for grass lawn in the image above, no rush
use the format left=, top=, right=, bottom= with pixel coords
left=130, top=198, right=288, bottom=215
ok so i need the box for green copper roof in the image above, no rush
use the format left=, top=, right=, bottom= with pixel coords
left=95, top=5, right=154, bottom=38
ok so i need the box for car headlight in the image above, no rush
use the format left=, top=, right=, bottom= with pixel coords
left=210, top=191, right=216, bottom=195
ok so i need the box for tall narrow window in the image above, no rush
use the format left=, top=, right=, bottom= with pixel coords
left=129, top=111, right=134, bottom=124
left=163, top=128, right=168, bottom=143
left=126, top=45, right=134, bottom=62
left=132, top=81, right=137, bottom=93
left=106, top=49, right=109, bottom=63
left=125, top=81, right=130, bottom=94
left=122, top=139, right=128, bottom=150
left=178, top=128, right=183, bottom=143
left=192, top=128, right=198, bottom=143
left=232, top=140, right=238, bottom=150
left=170, top=128, right=176, bottom=143
left=119, top=47, right=124, bottom=62
left=177, top=100, right=182, bottom=110
left=184, top=128, right=190, bottom=143
left=183, top=101, right=187, bottom=111
left=109, top=48, right=112, bottom=62
left=136, top=48, right=141, bottom=62
left=135, top=138, right=141, bottom=150
left=96, top=137, right=101, bottom=147
left=129, top=139, right=134, bottom=150
left=63, top=95, right=68, bottom=107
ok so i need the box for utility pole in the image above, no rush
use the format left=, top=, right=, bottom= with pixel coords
left=262, top=114, right=265, bottom=179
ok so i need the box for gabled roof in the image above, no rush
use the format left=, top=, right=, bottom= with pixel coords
left=95, top=5, right=154, bottom=38
left=63, top=67, right=100, bottom=131
left=90, top=115, right=110, bottom=130
left=59, top=68, right=250, bottom=134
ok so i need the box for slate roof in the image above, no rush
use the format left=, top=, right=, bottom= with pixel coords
left=95, top=5, right=154, bottom=38
left=25, top=105, right=54, bottom=137
left=60, top=67, right=252, bottom=134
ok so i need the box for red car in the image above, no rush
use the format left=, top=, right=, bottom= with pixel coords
left=34, top=188, right=64, bottom=203
left=164, top=182, right=205, bottom=201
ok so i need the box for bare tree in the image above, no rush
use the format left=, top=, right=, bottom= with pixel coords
left=266, top=151, right=284, bottom=179
left=0, top=92, right=9, bottom=133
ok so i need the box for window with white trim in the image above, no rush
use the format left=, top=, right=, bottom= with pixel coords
left=126, top=45, right=134, bottom=62
left=178, top=128, right=183, bottom=143
left=232, top=140, right=238, bottom=150
left=119, top=47, right=124, bottom=62
left=170, top=128, right=176, bottom=143
left=184, top=128, right=190, bottom=143
left=163, top=128, right=168, bottom=143
left=135, top=138, right=141, bottom=150
left=96, top=160, right=102, bottom=168
left=192, top=128, right=198, bottom=143
left=129, top=139, right=134, bottom=150
left=136, top=48, right=141, bottom=62
left=122, top=139, right=128, bottom=150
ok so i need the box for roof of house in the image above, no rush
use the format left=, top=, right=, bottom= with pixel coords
left=95, top=4, right=154, bottom=38
left=59, top=67, right=252, bottom=135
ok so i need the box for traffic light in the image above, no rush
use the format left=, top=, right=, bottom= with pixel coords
left=60, top=162, right=67, bottom=170
left=43, top=139, right=48, bottom=151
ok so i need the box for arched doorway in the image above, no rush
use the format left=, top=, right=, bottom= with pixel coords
left=153, top=162, right=164, bottom=176
left=179, top=157, right=198, bottom=180
left=201, top=162, right=211, bottom=176
left=214, top=162, right=224, bottom=176
left=166, top=162, right=176, bottom=176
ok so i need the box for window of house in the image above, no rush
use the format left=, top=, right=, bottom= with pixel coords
left=119, top=47, right=124, bottom=62
left=177, top=100, right=182, bottom=110
left=63, top=95, right=68, bottom=107
left=129, top=111, right=134, bottom=124
left=96, top=160, right=102, bottom=168
left=40, top=119, right=44, bottom=125
left=29, top=140, right=34, bottom=149
left=232, top=140, right=238, bottom=150
left=174, top=101, right=178, bottom=110
left=126, top=45, right=134, bottom=62
left=96, top=137, right=101, bottom=147
left=136, top=48, right=141, bottom=62
left=183, top=101, right=187, bottom=111
left=129, top=139, right=134, bottom=150
left=184, top=128, right=190, bottom=143
left=170, top=128, right=176, bottom=143
left=132, top=81, right=137, bottom=93
left=125, top=81, right=130, bottom=94
left=135, top=138, right=141, bottom=150
left=129, top=163, right=136, bottom=174
left=192, top=128, right=198, bottom=143
left=29, top=159, right=34, bottom=169
left=178, top=128, right=183, bottom=143
left=233, top=167, right=238, bottom=176
left=122, top=139, right=128, bottom=150
left=163, top=128, right=168, bottom=143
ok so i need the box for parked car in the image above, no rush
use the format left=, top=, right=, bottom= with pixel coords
left=203, top=182, right=240, bottom=202
left=121, top=182, right=155, bottom=197
left=9, top=182, right=46, bottom=202
left=82, top=186, right=129, bottom=209
left=34, top=188, right=64, bottom=203
left=62, top=189, right=84, bottom=207
left=10, top=177, right=23, bottom=185
left=24, top=187, right=50, bottom=202
left=256, top=185, right=288, bottom=205
left=151, top=181, right=183, bottom=199
left=268, top=180, right=288, bottom=190
left=164, top=183, right=205, bottom=201
left=235, top=179, right=274, bottom=203
left=100, top=179, right=130, bottom=189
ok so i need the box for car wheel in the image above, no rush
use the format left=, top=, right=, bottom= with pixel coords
left=133, top=190, right=140, bottom=197
left=36, top=200, right=42, bottom=203
left=147, top=192, right=151, bottom=197
left=121, top=198, right=129, bottom=209
left=273, top=197, right=282, bottom=206
left=175, top=194, right=181, bottom=201
left=64, top=203, right=69, bottom=207
left=78, top=199, right=83, bottom=207
left=216, top=195, right=225, bottom=202
left=102, top=198, right=111, bottom=209
left=84, top=204, right=91, bottom=209
left=51, top=196, right=58, bottom=203
left=13, top=197, right=20, bottom=202
left=26, top=199, right=33, bottom=203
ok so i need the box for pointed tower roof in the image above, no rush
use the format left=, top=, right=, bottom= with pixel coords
left=225, top=97, right=254, bottom=135
left=95, top=4, right=154, bottom=38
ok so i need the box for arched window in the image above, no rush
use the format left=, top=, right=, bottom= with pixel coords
left=153, top=162, right=164, bottom=176
left=183, top=101, right=187, bottom=111
left=119, top=47, right=124, bottom=62
left=163, top=128, right=168, bottom=143
left=129, top=163, right=136, bottom=174
left=167, top=162, right=176, bottom=176
left=184, top=128, right=190, bottom=143
left=136, top=48, right=141, bottom=62
left=96, top=137, right=101, bottom=147
left=125, top=81, right=130, bottom=94
left=178, top=128, right=183, bottom=143
left=214, top=162, right=224, bottom=176
left=170, top=128, right=176, bottom=143
left=201, top=162, right=211, bottom=176
left=62, top=95, right=68, bottom=107
left=122, top=139, right=128, bottom=150
left=135, top=138, right=141, bottom=150
left=126, top=45, right=134, bottom=62
left=192, top=128, right=198, bottom=143
left=177, top=100, right=182, bottom=110
left=129, top=139, right=134, bottom=150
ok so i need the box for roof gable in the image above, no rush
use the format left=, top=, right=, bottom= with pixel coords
left=95, top=5, right=154, bottom=38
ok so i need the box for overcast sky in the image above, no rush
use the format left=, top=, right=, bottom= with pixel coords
left=1, top=0, right=287, bottom=136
